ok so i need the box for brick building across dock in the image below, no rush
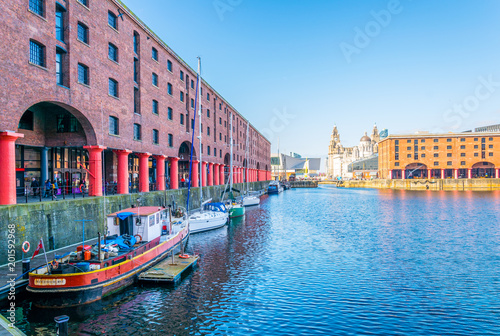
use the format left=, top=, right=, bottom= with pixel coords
left=0, top=0, right=271, bottom=205
left=378, top=132, right=500, bottom=179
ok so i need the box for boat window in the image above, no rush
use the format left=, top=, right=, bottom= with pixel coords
left=149, top=215, right=155, bottom=227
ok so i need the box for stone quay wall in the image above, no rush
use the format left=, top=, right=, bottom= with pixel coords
left=0, top=182, right=268, bottom=265
left=339, top=179, right=500, bottom=191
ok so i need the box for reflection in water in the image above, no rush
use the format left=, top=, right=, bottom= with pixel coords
left=4, top=187, right=500, bottom=335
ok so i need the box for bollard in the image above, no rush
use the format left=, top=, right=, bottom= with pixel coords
left=54, top=315, right=69, bottom=336
left=22, top=259, right=30, bottom=279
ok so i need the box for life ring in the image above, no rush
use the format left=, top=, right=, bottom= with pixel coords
left=22, top=241, right=30, bottom=253
left=179, top=254, right=190, bottom=259
left=51, top=260, right=59, bottom=270
left=134, top=234, right=142, bottom=243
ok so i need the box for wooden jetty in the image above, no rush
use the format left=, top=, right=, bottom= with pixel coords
left=138, top=254, right=199, bottom=285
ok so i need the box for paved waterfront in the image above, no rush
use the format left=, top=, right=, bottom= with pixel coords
left=3, top=186, right=500, bottom=335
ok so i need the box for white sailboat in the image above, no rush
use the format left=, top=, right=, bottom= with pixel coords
left=188, top=57, right=229, bottom=233
left=242, top=122, right=260, bottom=207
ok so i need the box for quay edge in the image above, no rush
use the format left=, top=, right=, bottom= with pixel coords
left=330, top=178, right=500, bottom=191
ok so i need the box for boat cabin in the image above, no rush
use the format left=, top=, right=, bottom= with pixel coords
left=107, top=206, right=170, bottom=242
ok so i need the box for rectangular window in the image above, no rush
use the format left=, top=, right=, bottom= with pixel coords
left=29, top=0, right=44, bottom=16
left=446, top=145, right=452, bottom=150
left=168, top=107, right=173, bottom=120
left=180, top=114, right=184, bottom=125
left=152, top=47, right=158, bottom=61
left=474, top=138, right=478, bottom=141
left=434, top=153, right=439, bottom=157
left=395, top=153, right=399, bottom=160
left=421, top=154, right=426, bottom=158
left=219, top=133, right=222, bottom=141
left=55, top=5, right=65, bottom=42
left=220, top=149, right=222, bottom=158
left=461, top=161, right=466, bottom=165
left=109, top=116, right=119, bottom=135
left=489, top=137, right=493, bottom=141
left=207, top=93, right=210, bottom=101
left=407, top=154, right=411, bottom=158
left=133, top=32, right=139, bottom=54
left=133, top=123, right=141, bottom=141
left=191, top=98, right=194, bottom=109
left=134, top=87, right=140, bottom=113
left=109, top=78, right=118, bottom=97
left=481, top=138, right=486, bottom=143
left=481, top=144, right=486, bottom=150
left=489, top=144, right=493, bottom=149
left=207, top=146, right=211, bottom=155
left=460, top=138, right=465, bottom=142
left=421, top=139, right=425, bottom=143
left=56, top=114, right=78, bottom=133
left=434, top=146, right=438, bottom=150
left=77, top=63, right=89, bottom=85
left=219, top=103, right=222, bottom=110
left=153, top=129, right=159, bottom=144
left=447, top=153, right=452, bottom=157
left=180, top=91, right=184, bottom=102
left=460, top=153, right=465, bottom=157
left=460, top=145, right=465, bottom=149
left=167, top=60, right=172, bottom=72
left=207, top=127, right=210, bottom=136
left=191, top=119, right=195, bottom=130
left=77, top=22, right=89, bottom=44
left=180, top=70, right=184, bottom=81
left=474, top=145, right=478, bottom=149
left=168, top=134, right=173, bottom=147
left=214, top=148, right=217, bottom=156
left=447, top=161, right=452, bottom=166
left=420, top=146, right=425, bottom=150
left=434, top=162, right=439, bottom=166
left=474, top=153, right=479, bottom=157
left=152, top=100, right=158, bottom=115
left=30, top=40, right=45, bottom=67
left=56, top=49, right=66, bottom=86
left=167, top=83, right=173, bottom=95
left=489, top=152, right=494, bottom=157
left=108, top=11, right=117, bottom=30
left=191, top=80, right=194, bottom=89
left=407, top=147, right=411, bottom=151
left=207, top=109, right=210, bottom=118
left=219, top=117, right=222, bottom=125
left=395, top=146, right=399, bottom=152
left=447, top=138, right=452, bottom=142
left=77, top=0, right=88, bottom=7
left=152, top=73, right=158, bottom=86
left=108, top=43, right=118, bottom=62
left=434, top=139, right=438, bottom=142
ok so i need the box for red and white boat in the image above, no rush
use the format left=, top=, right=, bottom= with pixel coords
left=27, top=206, right=189, bottom=308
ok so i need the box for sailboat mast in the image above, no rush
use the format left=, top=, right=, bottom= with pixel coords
left=230, top=111, right=233, bottom=190
left=246, top=122, right=249, bottom=193
left=197, top=57, right=202, bottom=204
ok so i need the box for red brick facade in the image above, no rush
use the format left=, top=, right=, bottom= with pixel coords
left=0, top=0, right=271, bottom=202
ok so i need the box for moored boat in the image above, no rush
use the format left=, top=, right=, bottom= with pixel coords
left=27, top=206, right=188, bottom=308
left=189, top=202, right=229, bottom=233
left=268, top=181, right=284, bottom=194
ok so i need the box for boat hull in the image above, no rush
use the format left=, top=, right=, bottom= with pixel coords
left=189, top=212, right=228, bottom=233
left=27, top=229, right=189, bottom=308
left=242, top=197, right=260, bottom=207
left=229, top=206, right=245, bottom=218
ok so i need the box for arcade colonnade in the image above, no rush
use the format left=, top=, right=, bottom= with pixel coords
left=0, top=133, right=270, bottom=205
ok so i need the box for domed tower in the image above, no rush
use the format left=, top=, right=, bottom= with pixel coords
left=359, top=132, right=372, bottom=158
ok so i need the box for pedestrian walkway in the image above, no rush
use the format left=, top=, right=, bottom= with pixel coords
left=0, top=238, right=98, bottom=302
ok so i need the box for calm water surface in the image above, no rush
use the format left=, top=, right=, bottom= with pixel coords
left=5, top=186, right=500, bottom=335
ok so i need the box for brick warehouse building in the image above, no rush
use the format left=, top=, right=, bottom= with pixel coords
left=378, top=132, right=500, bottom=180
left=0, top=0, right=271, bottom=205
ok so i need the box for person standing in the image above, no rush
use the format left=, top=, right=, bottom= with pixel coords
left=31, top=178, right=39, bottom=197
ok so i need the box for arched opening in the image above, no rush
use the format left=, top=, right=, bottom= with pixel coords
left=243, top=159, right=248, bottom=183
left=257, top=162, right=261, bottom=181
left=472, top=162, right=495, bottom=178
left=178, top=141, right=196, bottom=188
left=15, top=102, right=97, bottom=197
left=404, top=163, right=428, bottom=179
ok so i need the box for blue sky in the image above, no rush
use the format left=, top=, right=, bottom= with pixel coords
left=122, top=0, right=500, bottom=162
